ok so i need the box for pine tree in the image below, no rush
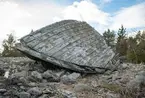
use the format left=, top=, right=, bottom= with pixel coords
left=116, top=25, right=127, bottom=56
left=103, top=29, right=115, bottom=48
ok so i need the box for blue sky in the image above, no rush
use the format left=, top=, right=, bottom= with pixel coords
left=53, top=0, right=145, bottom=13
left=0, top=0, right=145, bottom=45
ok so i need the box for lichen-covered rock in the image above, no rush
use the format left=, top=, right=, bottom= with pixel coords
left=16, top=20, right=118, bottom=73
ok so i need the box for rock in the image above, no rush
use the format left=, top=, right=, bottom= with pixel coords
left=62, top=90, right=77, bottom=98
left=18, top=92, right=30, bottom=98
left=122, top=63, right=129, bottom=69
left=105, top=92, right=119, bottom=98
left=42, top=88, right=52, bottom=94
left=19, top=77, right=28, bottom=85
left=7, top=76, right=21, bottom=85
left=106, top=94, right=114, bottom=98
left=27, top=87, right=42, bottom=96
left=61, top=72, right=80, bottom=84
left=0, top=68, right=5, bottom=76
left=137, top=71, right=145, bottom=76
left=4, top=89, right=19, bottom=97
left=127, top=71, right=145, bottom=89
left=0, top=89, right=6, bottom=93
left=28, top=82, right=37, bottom=87
left=119, top=56, right=127, bottom=63
left=55, top=70, right=65, bottom=77
left=112, top=72, right=121, bottom=81
left=30, top=71, right=42, bottom=82
left=16, top=20, right=118, bottom=73
left=42, top=70, right=59, bottom=82
left=11, top=71, right=27, bottom=78
left=68, top=73, right=81, bottom=80
left=73, top=84, right=92, bottom=92
left=38, top=94, right=49, bottom=98
left=30, top=62, right=46, bottom=73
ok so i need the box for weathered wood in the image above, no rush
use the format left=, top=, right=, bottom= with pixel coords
left=16, top=20, right=118, bottom=73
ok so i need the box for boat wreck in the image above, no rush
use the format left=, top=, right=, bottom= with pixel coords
left=16, top=20, right=118, bottom=73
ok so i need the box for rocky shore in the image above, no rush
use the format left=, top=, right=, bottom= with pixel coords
left=0, top=57, right=145, bottom=98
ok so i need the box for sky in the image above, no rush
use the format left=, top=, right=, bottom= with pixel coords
left=0, top=0, right=145, bottom=46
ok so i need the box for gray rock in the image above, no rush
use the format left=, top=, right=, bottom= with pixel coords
left=18, top=92, right=30, bottom=98
left=7, top=76, right=21, bottom=85
left=0, top=89, right=6, bottom=93
left=68, top=72, right=81, bottom=80
left=42, top=70, right=59, bottom=82
left=62, top=90, right=77, bottom=98
left=30, top=71, right=42, bottom=82
left=42, top=88, right=52, bottom=94
left=61, top=72, right=81, bottom=84
left=16, top=20, right=118, bottom=73
left=0, top=68, right=5, bottom=76
left=27, top=87, right=42, bottom=96
left=112, top=72, right=121, bottom=81
left=137, top=71, right=145, bottom=76
left=28, top=82, right=37, bottom=87
left=122, top=63, right=129, bottom=69
left=38, top=94, right=49, bottom=98
left=4, top=89, right=19, bottom=97
left=105, top=93, right=119, bottom=98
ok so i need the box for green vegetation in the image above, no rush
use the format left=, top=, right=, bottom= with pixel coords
left=103, top=29, right=115, bottom=48
left=1, top=33, right=24, bottom=57
left=103, top=25, right=145, bottom=64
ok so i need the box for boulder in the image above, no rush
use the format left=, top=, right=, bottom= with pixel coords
left=16, top=20, right=118, bottom=73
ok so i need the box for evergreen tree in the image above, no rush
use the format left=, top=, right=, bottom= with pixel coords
left=117, top=25, right=126, bottom=42
left=103, top=29, right=115, bottom=48
left=116, top=25, right=127, bottom=56
left=127, top=30, right=145, bottom=63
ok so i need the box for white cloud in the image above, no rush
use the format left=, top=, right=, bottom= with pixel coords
left=110, top=2, right=145, bottom=30
left=0, top=1, right=64, bottom=46
left=54, top=0, right=145, bottom=34
left=54, top=0, right=110, bottom=32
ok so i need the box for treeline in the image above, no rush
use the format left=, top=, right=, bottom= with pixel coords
left=103, top=25, right=145, bottom=63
